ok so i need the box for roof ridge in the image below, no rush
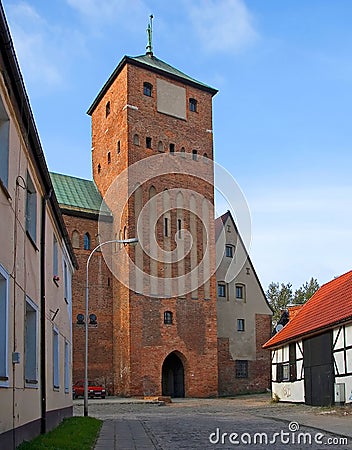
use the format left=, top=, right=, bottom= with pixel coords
left=50, top=171, right=93, bottom=183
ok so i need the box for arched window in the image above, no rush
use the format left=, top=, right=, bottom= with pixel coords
left=192, top=150, right=198, bottom=161
left=97, top=164, right=101, bottom=174
left=203, top=152, right=209, bottom=163
left=164, top=311, right=173, bottom=325
left=149, top=185, right=156, bottom=199
left=83, top=233, right=91, bottom=250
left=169, top=143, right=175, bottom=155
left=180, top=147, right=185, bottom=158
left=143, top=82, right=153, bottom=97
left=105, top=101, right=111, bottom=117
left=158, top=141, right=164, bottom=152
left=72, top=230, right=79, bottom=249
left=133, top=134, right=140, bottom=146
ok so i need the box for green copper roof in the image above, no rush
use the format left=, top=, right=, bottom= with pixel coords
left=50, top=172, right=110, bottom=216
left=129, top=54, right=217, bottom=93
left=87, top=53, right=217, bottom=115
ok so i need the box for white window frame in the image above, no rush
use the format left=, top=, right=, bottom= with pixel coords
left=53, top=327, right=60, bottom=390
left=25, top=296, right=39, bottom=386
left=64, top=340, right=70, bottom=394
left=0, top=264, right=9, bottom=386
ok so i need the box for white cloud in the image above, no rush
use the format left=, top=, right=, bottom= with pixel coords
left=186, top=0, right=258, bottom=54
left=6, top=2, right=87, bottom=91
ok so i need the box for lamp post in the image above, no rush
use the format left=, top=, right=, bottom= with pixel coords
left=84, top=237, right=138, bottom=416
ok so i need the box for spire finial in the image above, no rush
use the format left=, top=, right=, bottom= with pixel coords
left=146, top=14, right=154, bottom=56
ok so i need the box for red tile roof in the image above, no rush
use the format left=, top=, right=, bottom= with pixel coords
left=263, top=270, right=352, bottom=349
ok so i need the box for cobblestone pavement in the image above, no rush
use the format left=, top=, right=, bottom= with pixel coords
left=74, top=395, right=352, bottom=449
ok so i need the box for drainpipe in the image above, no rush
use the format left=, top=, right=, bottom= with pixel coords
left=40, top=190, right=52, bottom=434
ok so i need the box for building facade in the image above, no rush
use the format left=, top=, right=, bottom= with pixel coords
left=263, top=271, right=352, bottom=406
left=215, top=212, right=272, bottom=395
left=0, top=5, right=77, bottom=449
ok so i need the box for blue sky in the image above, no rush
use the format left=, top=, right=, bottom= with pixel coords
left=3, top=0, right=352, bottom=291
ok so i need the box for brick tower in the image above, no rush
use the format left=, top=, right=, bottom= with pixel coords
left=87, top=31, right=218, bottom=397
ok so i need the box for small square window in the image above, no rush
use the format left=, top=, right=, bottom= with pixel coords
left=143, top=82, right=153, bottom=97
left=237, top=318, right=245, bottom=331
left=218, top=283, right=226, bottom=297
left=235, top=360, right=248, bottom=378
left=146, top=137, right=152, bottom=149
left=225, top=245, right=233, bottom=257
left=189, top=98, right=197, bottom=112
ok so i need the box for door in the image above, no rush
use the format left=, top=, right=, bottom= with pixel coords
left=162, top=352, right=185, bottom=397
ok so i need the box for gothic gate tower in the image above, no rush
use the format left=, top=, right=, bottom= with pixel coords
left=87, top=25, right=218, bottom=397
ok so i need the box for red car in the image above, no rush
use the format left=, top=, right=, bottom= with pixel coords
left=73, top=380, right=106, bottom=399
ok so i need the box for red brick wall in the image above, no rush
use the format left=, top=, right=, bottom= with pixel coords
left=218, top=314, right=271, bottom=396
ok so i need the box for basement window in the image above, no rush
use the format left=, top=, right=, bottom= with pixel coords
left=235, top=360, right=248, bottom=378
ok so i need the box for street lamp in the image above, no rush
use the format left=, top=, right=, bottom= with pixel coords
left=84, top=237, right=138, bottom=416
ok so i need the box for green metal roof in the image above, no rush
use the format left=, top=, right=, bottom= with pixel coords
left=87, top=53, right=217, bottom=115
left=129, top=54, right=217, bottom=93
left=50, top=172, right=111, bottom=216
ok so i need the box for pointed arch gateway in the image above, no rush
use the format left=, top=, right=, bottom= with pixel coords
left=162, top=351, right=185, bottom=398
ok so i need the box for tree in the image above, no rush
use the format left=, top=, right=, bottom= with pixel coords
left=267, top=278, right=319, bottom=325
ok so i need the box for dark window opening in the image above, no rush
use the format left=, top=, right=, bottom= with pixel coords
left=107, top=152, right=111, bottom=164
left=143, top=82, right=153, bottom=97
left=189, top=98, right=197, bottom=112
left=225, top=245, right=233, bottom=257
left=177, top=219, right=182, bottom=238
left=97, top=164, right=101, bottom=174
left=84, top=233, right=91, bottom=250
left=192, top=150, right=198, bottom=161
left=169, top=143, right=175, bottom=155
left=164, top=311, right=173, bottom=325
left=218, top=283, right=226, bottom=297
left=146, top=137, right=152, bottom=149
left=105, top=101, right=110, bottom=117
left=117, top=140, right=121, bottom=153
left=237, top=318, right=245, bottom=332
left=236, top=360, right=248, bottom=378
left=236, top=284, right=244, bottom=300
left=164, top=217, right=169, bottom=237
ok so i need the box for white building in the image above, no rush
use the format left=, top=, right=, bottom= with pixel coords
left=263, top=271, right=352, bottom=406
left=0, top=4, right=77, bottom=448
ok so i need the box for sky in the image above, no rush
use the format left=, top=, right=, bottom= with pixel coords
left=3, top=0, right=352, bottom=291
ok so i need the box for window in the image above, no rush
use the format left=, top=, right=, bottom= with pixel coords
left=97, top=164, right=101, bottom=174
left=177, top=219, right=182, bottom=238
left=63, top=260, right=69, bottom=302
left=0, top=265, right=9, bottom=384
left=72, top=230, right=79, bottom=249
left=117, top=140, right=121, bottom=153
left=235, top=360, right=248, bottom=378
left=143, top=82, right=153, bottom=97
left=289, top=343, right=297, bottom=381
left=237, top=318, right=245, bottom=331
left=64, top=341, right=69, bottom=393
left=53, top=234, right=58, bottom=276
left=158, top=141, right=164, bottom=152
left=164, top=217, right=169, bottom=237
left=180, top=147, right=185, bottom=158
left=133, top=134, right=140, bottom=145
left=25, top=297, right=38, bottom=385
left=53, top=328, right=59, bottom=389
left=146, top=137, right=152, bottom=149
left=218, top=283, right=226, bottom=297
left=83, top=233, right=91, bottom=250
left=0, top=96, right=10, bottom=188
left=105, top=101, right=110, bottom=117
left=189, top=98, right=197, bottom=112
left=169, top=143, right=175, bottom=155
left=26, top=171, right=37, bottom=243
left=236, top=284, right=245, bottom=300
left=203, top=153, right=209, bottom=162
left=107, top=151, right=111, bottom=164
left=225, top=245, right=233, bottom=258
left=164, top=311, right=173, bottom=325
left=192, top=150, right=198, bottom=161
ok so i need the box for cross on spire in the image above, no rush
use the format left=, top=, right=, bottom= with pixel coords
left=146, top=14, right=154, bottom=56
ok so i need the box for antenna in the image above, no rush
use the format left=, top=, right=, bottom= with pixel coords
left=146, top=14, right=154, bottom=56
